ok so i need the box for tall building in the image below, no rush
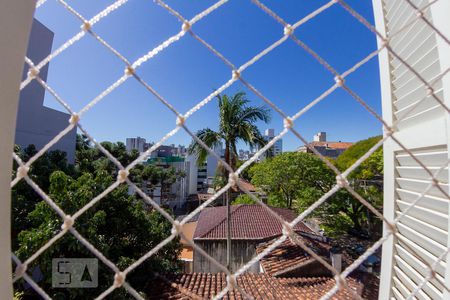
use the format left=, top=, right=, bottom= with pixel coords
left=186, top=143, right=223, bottom=194
left=15, top=19, right=76, bottom=162
left=314, top=132, right=326, bottom=142
left=264, top=128, right=283, bottom=156
left=126, top=136, right=148, bottom=153
left=298, top=132, right=353, bottom=159
left=238, top=149, right=250, bottom=161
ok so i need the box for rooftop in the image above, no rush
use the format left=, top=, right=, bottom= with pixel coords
left=193, top=204, right=312, bottom=240
left=146, top=273, right=365, bottom=299
left=257, top=237, right=331, bottom=277
left=306, top=141, right=354, bottom=149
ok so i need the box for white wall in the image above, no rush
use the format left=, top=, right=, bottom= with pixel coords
left=0, top=2, right=36, bottom=297
left=186, top=154, right=199, bottom=195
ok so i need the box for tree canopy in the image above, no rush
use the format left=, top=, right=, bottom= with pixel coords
left=247, top=137, right=384, bottom=239
left=12, top=137, right=182, bottom=299
left=320, top=136, right=384, bottom=237
left=250, top=152, right=334, bottom=209
left=335, top=135, right=383, bottom=177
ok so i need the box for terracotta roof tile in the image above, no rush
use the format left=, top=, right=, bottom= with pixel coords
left=257, top=236, right=331, bottom=277
left=193, top=205, right=313, bottom=240
left=146, top=273, right=364, bottom=299
left=307, top=141, right=353, bottom=149
left=231, top=179, right=257, bottom=192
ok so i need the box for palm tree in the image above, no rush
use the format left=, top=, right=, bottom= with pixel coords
left=188, top=92, right=271, bottom=269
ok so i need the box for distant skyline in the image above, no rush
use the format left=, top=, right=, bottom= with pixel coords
left=34, top=0, right=382, bottom=152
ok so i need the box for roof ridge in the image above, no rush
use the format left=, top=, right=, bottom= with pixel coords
left=196, top=205, right=243, bottom=239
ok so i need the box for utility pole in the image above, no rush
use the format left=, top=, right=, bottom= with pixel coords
left=226, top=189, right=231, bottom=270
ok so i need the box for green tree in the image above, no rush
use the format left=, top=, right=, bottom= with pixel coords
left=16, top=170, right=180, bottom=299
left=231, top=194, right=256, bottom=205
left=335, top=135, right=382, bottom=175
left=188, top=92, right=271, bottom=268
left=320, top=136, right=384, bottom=237
left=12, top=136, right=183, bottom=299
left=250, top=152, right=334, bottom=209
left=11, top=145, right=74, bottom=244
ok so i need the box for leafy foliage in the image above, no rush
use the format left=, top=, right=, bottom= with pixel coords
left=335, top=135, right=382, bottom=176
left=248, top=138, right=384, bottom=239
left=11, top=145, right=74, bottom=245
left=250, top=152, right=334, bottom=209
left=12, top=136, right=182, bottom=299
left=231, top=194, right=256, bottom=205
left=320, top=136, right=384, bottom=237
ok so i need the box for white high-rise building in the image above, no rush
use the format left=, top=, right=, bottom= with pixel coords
left=126, top=136, right=147, bottom=153
left=186, top=143, right=223, bottom=194
left=313, top=132, right=326, bottom=142
left=264, top=128, right=282, bottom=156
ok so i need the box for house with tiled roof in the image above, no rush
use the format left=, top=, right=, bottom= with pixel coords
left=256, top=236, right=332, bottom=278
left=176, top=213, right=201, bottom=273
left=192, top=204, right=314, bottom=273
left=298, top=132, right=353, bottom=159
left=145, top=273, right=376, bottom=299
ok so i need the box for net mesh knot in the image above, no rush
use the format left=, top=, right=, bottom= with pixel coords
left=232, top=70, right=240, bottom=80
left=176, top=115, right=185, bottom=126
left=81, top=21, right=91, bottom=32
left=336, top=175, right=348, bottom=188
left=334, top=75, right=345, bottom=87
left=282, top=222, right=294, bottom=238
left=17, top=165, right=29, bottom=180
left=114, top=272, right=126, bottom=288
left=228, top=172, right=238, bottom=187
left=384, top=126, right=395, bottom=136
left=69, top=113, right=80, bottom=125
left=171, top=221, right=182, bottom=236
left=117, top=169, right=129, bottom=183
left=227, top=274, right=237, bottom=291
left=182, top=21, right=191, bottom=32
left=27, top=67, right=39, bottom=79
left=334, top=274, right=346, bottom=291
left=61, top=215, right=74, bottom=230
left=15, top=263, right=27, bottom=279
left=283, top=117, right=293, bottom=129
left=284, top=24, right=293, bottom=36
left=125, top=66, right=135, bottom=76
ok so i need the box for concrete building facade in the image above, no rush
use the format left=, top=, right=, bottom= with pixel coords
left=264, top=128, right=283, bottom=156
left=15, top=19, right=76, bottom=162
left=186, top=143, right=222, bottom=195
left=126, top=136, right=147, bottom=153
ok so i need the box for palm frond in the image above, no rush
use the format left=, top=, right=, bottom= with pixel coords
left=236, top=123, right=267, bottom=149
left=188, top=128, right=222, bottom=165
left=237, top=105, right=271, bottom=124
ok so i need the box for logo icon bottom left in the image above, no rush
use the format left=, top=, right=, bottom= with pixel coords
left=52, top=258, right=98, bottom=288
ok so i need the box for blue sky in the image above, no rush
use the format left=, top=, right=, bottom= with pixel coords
left=35, top=0, right=382, bottom=151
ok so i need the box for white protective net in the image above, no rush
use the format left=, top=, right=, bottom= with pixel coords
left=10, top=0, right=450, bottom=299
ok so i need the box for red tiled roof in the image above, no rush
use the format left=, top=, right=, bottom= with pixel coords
left=232, top=178, right=256, bottom=192
left=146, top=273, right=364, bottom=299
left=193, top=204, right=313, bottom=240
left=257, top=237, right=331, bottom=277
left=307, top=141, right=353, bottom=149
